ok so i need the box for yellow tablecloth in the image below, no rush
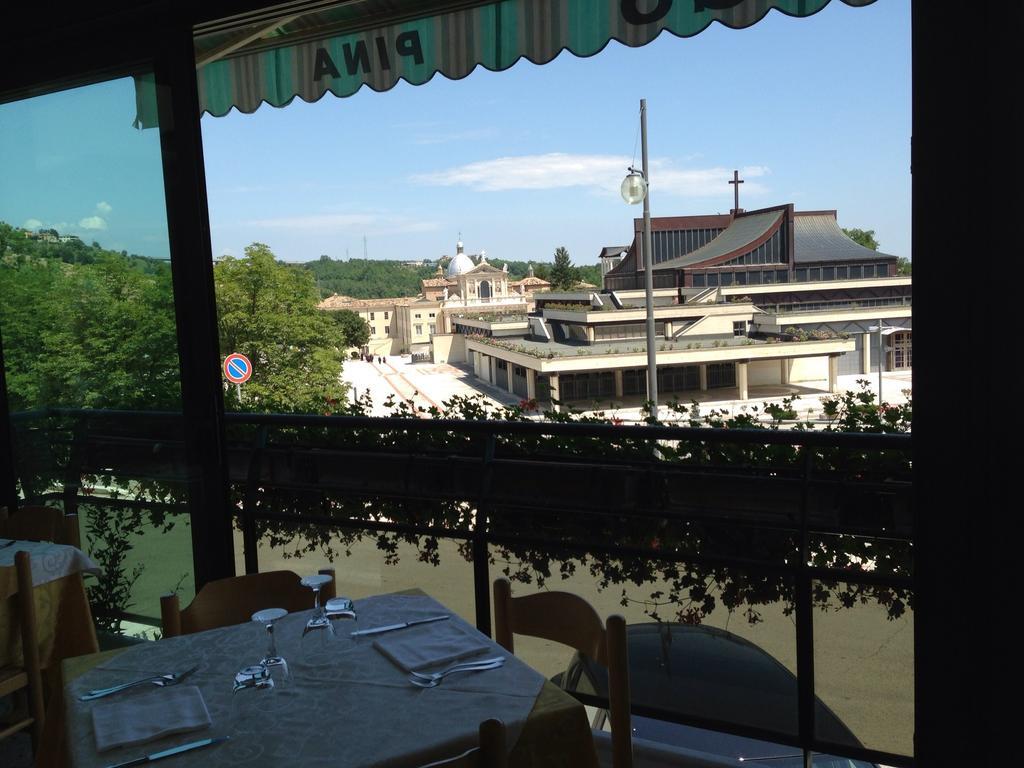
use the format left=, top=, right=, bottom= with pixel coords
left=0, top=571, right=98, bottom=672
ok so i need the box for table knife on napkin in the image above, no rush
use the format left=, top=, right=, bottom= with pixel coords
left=351, top=615, right=449, bottom=637
left=103, top=736, right=229, bottom=768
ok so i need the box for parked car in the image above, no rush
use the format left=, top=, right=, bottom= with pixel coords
left=555, top=622, right=877, bottom=768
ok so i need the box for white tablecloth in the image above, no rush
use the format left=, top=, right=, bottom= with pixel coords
left=65, top=593, right=546, bottom=768
left=0, top=539, right=100, bottom=596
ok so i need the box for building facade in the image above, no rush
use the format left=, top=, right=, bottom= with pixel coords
left=439, top=203, right=911, bottom=409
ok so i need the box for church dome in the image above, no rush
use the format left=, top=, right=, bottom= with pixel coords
left=447, top=250, right=474, bottom=277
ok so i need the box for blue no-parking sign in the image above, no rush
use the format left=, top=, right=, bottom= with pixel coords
left=223, top=353, right=252, bottom=384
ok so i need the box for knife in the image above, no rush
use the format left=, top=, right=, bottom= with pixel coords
left=351, top=615, right=450, bottom=637
left=104, top=736, right=229, bottom=768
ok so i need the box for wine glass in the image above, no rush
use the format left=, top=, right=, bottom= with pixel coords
left=251, top=607, right=289, bottom=685
left=299, top=573, right=335, bottom=664
left=300, top=573, right=334, bottom=635
left=325, top=596, right=358, bottom=648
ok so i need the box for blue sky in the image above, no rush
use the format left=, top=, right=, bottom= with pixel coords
left=1, top=0, right=910, bottom=266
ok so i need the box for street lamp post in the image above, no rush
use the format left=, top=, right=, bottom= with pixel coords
left=621, top=98, right=658, bottom=420
left=876, top=317, right=884, bottom=403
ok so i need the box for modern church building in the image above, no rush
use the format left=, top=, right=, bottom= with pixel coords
left=434, top=200, right=911, bottom=409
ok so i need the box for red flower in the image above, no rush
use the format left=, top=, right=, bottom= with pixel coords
left=611, top=416, right=624, bottom=426
left=519, top=398, right=538, bottom=411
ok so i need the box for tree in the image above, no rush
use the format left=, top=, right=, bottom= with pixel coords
left=896, top=257, right=912, bottom=275
left=0, top=249, right=181, bottom=411
left=842, top=227, right=879, bottom=250
left=549, top=246, right=579, bottom=290
left=0, top=222, right=13, bottom=257
left=331, top=308, right=370, bottom=349
left=215, top=243, right=347, bottom=413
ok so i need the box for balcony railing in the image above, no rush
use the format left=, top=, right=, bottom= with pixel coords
left=9, top=407, right=913, bottom=767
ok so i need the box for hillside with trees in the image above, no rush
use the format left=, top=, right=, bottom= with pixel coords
left=303, top=254, right=603, bottom=298
left=0, top=223, right=348, bottom=415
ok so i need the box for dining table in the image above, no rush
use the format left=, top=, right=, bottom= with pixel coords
left=0, top=538, right=100, bottom=671
left=61, top=590, right=600, bottom=768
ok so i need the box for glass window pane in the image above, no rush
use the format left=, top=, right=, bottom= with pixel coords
left=0, top=75, right=195, bottom=636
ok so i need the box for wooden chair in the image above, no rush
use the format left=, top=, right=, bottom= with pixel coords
left=419, top=718, right=507, bottom=768
left=493, top=577, right=632, bottom=768
left=0, top=505, right=81, bottom=547
left=0, top=551, right=46, bottom=752
left=160, top=567, right=336, bottom=638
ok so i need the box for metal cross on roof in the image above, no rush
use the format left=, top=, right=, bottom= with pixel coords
left=729, top=169, right=744, bottom=214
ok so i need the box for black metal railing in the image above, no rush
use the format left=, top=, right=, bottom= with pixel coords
left=9, top=407, right=913, bottom=767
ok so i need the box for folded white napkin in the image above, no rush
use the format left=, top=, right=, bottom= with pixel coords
left=92, top=685, right=211, bottom=752
left=374, top=620, right=491, bottom=672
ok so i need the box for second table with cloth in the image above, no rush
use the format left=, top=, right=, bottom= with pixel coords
left=0, top=538, right=101, bottom=670
left=63, top=591, right=599, bottom=768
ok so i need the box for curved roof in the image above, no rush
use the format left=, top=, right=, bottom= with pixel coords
left=446, top=251, right=475, bottom=277
left=654, top=210, right=781, bottom=270
left=794, top=213, right=898, bottom=263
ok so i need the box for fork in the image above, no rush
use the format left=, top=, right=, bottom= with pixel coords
left=79, top=665, right=199, bottom=701
left=408, top=657, right=506, bottom=688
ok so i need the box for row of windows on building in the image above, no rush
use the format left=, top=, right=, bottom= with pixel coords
left=368, top=322, right=435, bottom=336
left=691, top=262, right=892, bottom=287
left=368, top=311, right=436, bottom=320
left=555, top=363, right=737, bottom=401
left=721, top=230, right=784, bottom=266
left=649, top=228, right=724, bottom=264
left=760, top=295, right=912, bottom=315
left=593, top=322, right=666, bottom=341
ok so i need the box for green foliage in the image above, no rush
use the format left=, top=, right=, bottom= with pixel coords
left=83, top=502, right=146, bottom=634
left=215, top=243, right=347, bottom=413
left=330, top=309, right=371, bottom=349
left=896, top=257, right=912, bottom=275
left=549, top=246, right=579, bottom=290
left=841, top=227, right=880, bottom=250
left=302, top=257, right=435, bottom=299
left=0, top=237, right=181, bottom=412
left=239, top=381, right=911, bottom=629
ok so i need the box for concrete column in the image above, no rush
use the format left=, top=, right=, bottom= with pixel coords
left=737, top=361, right=749, bottom=401
left=586, top=327, right=596, bottom=343
left=780, top=359, right=790, bottom=385
left=505, top=365, right=515, bottom=394
left=699, top=364, right=708, bottom=391
left=861, top=332, right=872, bottom=373
left=614, top=369, right=624, bottom=398
left=526, top=369, right=536, bottom=400
left=828, top=355, right=839, bottom=393
left=549, top=373, right=561, bottom=413
left=663, top=320, right=673, bottom=337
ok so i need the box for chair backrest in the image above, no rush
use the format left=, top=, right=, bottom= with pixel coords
left=0, top=505, right=80, bottom=547
left=160, top=567, right=336, bottom=638
left=419, top=718, right=507, bottom=768
left=0, top=551, right=46, bottom=750
left=492, top=577, right=632, bottom=768
left=492, top=577, right=608, bottom=664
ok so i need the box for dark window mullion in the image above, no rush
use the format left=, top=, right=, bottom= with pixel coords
left=154, top=29, right=235, bottom=588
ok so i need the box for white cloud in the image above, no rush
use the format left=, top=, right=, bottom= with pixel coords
left=243, top=211, right=438, bottom=236
left=96, top=201, right=113, bottom=214
left=78, top=216, right=108, bottom=231
left=23, top=218, right=43, bottom=230
left=411, top=153, right=771, bottom=198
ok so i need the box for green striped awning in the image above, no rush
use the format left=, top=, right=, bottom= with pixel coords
left=189, top=0, right=876, bottom=119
